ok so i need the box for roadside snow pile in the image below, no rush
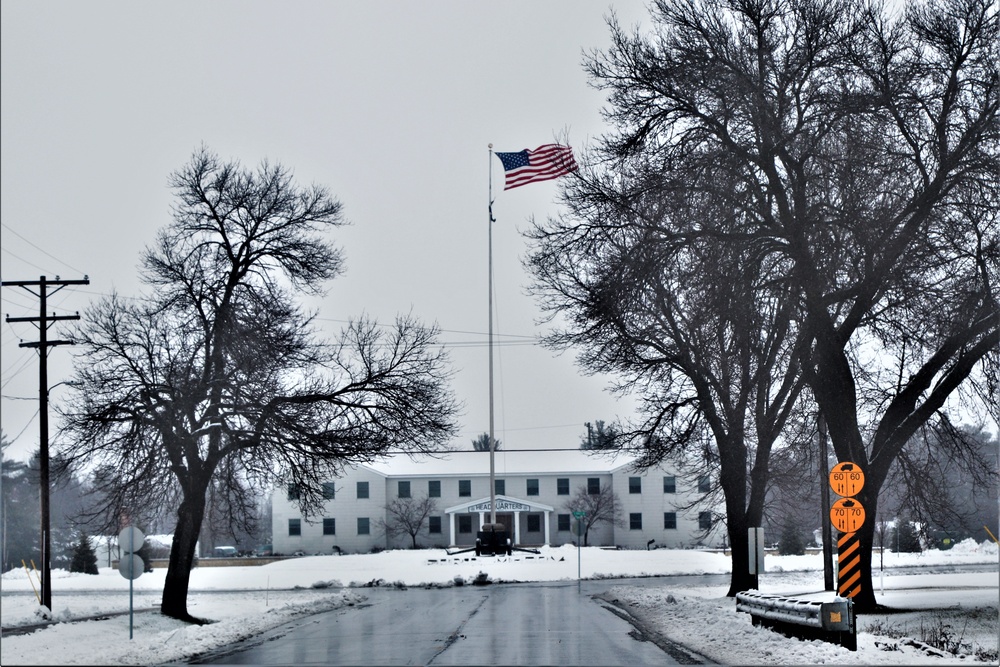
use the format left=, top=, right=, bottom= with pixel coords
left=948, top=538, right=996, bottom=555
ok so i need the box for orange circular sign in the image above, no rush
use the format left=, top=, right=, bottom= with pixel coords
left=829, top=461, right=865, bottom=497
left=830, top=497, right=866, bottom=533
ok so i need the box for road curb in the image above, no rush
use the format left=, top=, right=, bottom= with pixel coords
left=1, top=607, right=160, bottom=636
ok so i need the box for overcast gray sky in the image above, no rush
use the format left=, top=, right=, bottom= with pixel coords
left=1, top=1, right=652, bottom=461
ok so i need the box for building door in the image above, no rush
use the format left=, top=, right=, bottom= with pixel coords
left=495, top=513, right=514, bottom=543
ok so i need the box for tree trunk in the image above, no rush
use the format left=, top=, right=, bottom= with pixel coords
left=847, top=485, right=879, bottom=611
left=161, top=481, right=209, bottom=622
left=726, top=519, right=755, bottom=596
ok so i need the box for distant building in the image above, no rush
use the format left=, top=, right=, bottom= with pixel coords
left=272, top=450, right=724, bottom=554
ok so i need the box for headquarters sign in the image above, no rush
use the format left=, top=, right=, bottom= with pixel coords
left=467, top=499, right=532, bottom=513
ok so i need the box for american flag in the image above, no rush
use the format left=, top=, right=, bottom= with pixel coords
left=494, top=144, right=578, bottom=190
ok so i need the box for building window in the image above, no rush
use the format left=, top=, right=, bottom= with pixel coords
left=428, top=480, right=441, bottom=498
left=398, top=480, right=411, bottom=498
left=629, top=477, right=641, bottom=494
left=322, top=482, right=336, bottom=500
left=495, top=479, right=505, bottom=495
left=527, top=515, right=541, bottom=532
left=699, top=512, right=712, bottom=530
left=458, top=515, right=473, bottom=534
left=698, top=475, right=711, bottom=493
left=526, top=478, right=539, bottom=496
left=630, top=513, right=642, bottom=530
left=459, top=479, right=471, bottom=497
left=323, top=518, right=336, bottom=535
left=287, top=484, right=300, bottom=501
left=664, top=512, right=677, bottom=529
left=557, top=478, right=569, bottom=495
left=663, top=476, right=676, bottom=493
left=358, top=517, right=370, bottom=535
left=429, top=516, right=442, bottom=534
left=357, top=481, right=369, bottom=499
left=557, top=514, right=571, bottom=531
left=288, top=518, right=301, bottom=536
left=587, top=478, right=600, bottom=495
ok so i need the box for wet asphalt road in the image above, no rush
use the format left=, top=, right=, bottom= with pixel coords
left=196, top=579, right=708, bottom=666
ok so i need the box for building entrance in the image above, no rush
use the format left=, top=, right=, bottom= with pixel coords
left=494, top=513, right=514, bottom=540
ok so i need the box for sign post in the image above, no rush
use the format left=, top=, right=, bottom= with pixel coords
left=828, top=463, right=865, bottom=600
left=573, top=511, right=586, bottom=581
left=118, top=526, right=145, bottom=639
left=747, top=527, right=765, bottom=589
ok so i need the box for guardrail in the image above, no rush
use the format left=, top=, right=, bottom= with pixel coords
left=735, top=590, right=856, bottom=651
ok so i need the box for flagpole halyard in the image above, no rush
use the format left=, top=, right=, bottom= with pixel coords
left=488, top=143, right=496, bottom=528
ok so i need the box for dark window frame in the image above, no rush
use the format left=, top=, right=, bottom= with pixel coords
left=459, top=479, right=471, bottom=497
left=557, top=478, right=570, bottom=495
left=526, top=478, right=539, bottom=496
left=698, top=475, right=711, bottom=493
left=358, top=517, right=371, bottom=535
left=630, top=513, right=642, bottom=530
left=428, top=480, right=441, bottom=498
left=398, top=480, right=411, bottom=498
left=357, top=481, right=369, bottom=499
left=664, top=512, right=677, bottom=529
left=663, top=476, right=676, bottom=493
left=629, top=477, right=641, bottom=494
left=587, top=477, right=600, bottom=495
left=288, top=518, right=301, bottom=536
left=323, top=517, right=336, bottom=535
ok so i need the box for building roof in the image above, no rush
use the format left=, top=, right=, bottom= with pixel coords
left=360, top=449, right=641, bottom=478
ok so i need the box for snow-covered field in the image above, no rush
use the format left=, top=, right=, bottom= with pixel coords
left=1, top=540, right=997, bottom=665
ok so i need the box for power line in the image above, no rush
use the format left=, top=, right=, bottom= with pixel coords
left=1, top=223, right=86, bottom=275
left=5, top=408, right=40, bottom=444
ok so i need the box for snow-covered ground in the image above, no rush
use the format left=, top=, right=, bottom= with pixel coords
left=1, top=540, right=997, bottom=665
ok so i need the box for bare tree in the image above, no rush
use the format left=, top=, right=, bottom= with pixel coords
left=58, top=147, right=459, bottom=622
left=529, top=162, right=808, bottom=594
left=377, top=494, right=438, bottom=549
left=534, top=0, right=998, bottom=610
left=563, top=485, right=623, bottom=546
left=580, top=421, right=619, bottom=450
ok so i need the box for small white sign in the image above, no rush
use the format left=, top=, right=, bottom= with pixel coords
left=118, top=554, right=144, bottom=580
left=118, top=526, right=145, bottom=553
left=748, top=527, right=765, bottom=575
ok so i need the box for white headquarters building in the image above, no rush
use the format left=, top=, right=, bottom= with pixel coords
left=272, top=449, right=724, bottom=554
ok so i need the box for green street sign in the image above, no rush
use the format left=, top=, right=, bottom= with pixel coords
left=572, top=511, right=586, bottom=519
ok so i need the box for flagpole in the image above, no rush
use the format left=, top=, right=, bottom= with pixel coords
left=487, top=143, right=496, bottom=528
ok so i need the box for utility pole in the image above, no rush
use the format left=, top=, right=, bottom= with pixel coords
left=3, top=274, right=89, bottom=613
left=818, top=413, right=834, bottom=591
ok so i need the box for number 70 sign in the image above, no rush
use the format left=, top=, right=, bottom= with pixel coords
left=830, top=497, right=866, bottom=532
